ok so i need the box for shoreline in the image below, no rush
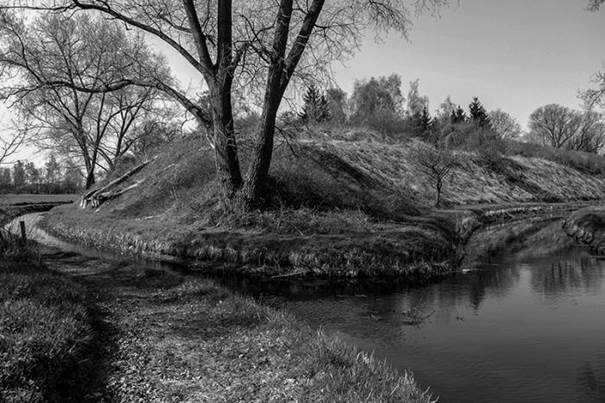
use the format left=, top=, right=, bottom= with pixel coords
left=16, top=199, right=598, bottom=282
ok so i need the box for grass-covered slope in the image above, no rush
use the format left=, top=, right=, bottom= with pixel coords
left=321, top=139, right=605, bottom=205
left=43, top=136, right=458, bottom=278
left=42, top=133, right=605, bottom=277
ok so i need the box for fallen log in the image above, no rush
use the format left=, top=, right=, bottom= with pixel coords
left=90, top=181, right=142, bottom=208
left=81, top=158, right=155, bottom=208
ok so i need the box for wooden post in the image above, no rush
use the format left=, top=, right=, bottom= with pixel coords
left=19, top=221, right=26, bottom=244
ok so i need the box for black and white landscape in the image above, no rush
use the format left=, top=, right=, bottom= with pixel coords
left=1, top=1, right=605, bottom=402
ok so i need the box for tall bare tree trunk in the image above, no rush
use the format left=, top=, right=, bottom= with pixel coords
left=208, top=82, right=242, bottom=195
left=241, top=0, right=294, bottom=207
left=242, top=81, right=283, bottom=206
left=85, top=169, right=96, bottom=189
left=208, top=0, right=243, bottom=197
left=242, top=0, right=325, bottom=208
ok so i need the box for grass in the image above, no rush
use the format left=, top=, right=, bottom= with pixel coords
left=505, top=140, right=605, bottom=176
left=40, top=135, right=462, bottom=278
left=0, top=229, right=433, bottom=402
left=40, top=130, right=605, bottom=278
left=43, top=254, right=433, bottom=402
left=0, top=234, right=93, bottom=403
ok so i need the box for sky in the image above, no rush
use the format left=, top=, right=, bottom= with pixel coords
left=1, top=0, right=604, bottom=163
left=329, top=0, right=605, bottom=126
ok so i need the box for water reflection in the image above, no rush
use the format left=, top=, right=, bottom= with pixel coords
left=15, top=213, right=605, bottom=402
left=530, top=256, right=605, bottom=297
left=578, top=359, right=605, bottom=401
left=270, top=250, right=605, bottom=403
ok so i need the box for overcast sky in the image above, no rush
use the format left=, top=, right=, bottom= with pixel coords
left=1, top=0, right=604, bottom=163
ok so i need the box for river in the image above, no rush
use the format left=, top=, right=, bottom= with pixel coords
left=9, top=213, right=605, bottom=402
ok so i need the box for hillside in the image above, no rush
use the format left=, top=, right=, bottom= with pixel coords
left=41, top=133, right=605, bottom=277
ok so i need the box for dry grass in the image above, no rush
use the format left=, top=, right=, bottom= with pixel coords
left=44, top=256, right=432, bottom=403
left=41, top=131, right=605, bottom=277
left=0, top=237, right=93, bottom=403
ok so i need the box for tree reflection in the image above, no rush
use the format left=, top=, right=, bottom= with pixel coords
left=531, top=256, right=605, bottom=296
left=578, top=359, right=605, bottom=400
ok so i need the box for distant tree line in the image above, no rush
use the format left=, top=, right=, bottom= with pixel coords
left=282, top=74, right=605, bottom=156
left=0, top=155, right=83, bottom=194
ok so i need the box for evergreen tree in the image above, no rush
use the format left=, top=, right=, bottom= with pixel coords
left=299, top=84, right=331, bottom=124
left=469, top=97, right=490, bottom=127
left=451, top=105, right=467, bottom=124
left=412, top=107, right=433, bottom=136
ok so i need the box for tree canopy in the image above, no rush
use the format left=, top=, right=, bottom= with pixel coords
left=0, top=0, right=448, bottom=205
left=0, top=12, right=169, bottom=187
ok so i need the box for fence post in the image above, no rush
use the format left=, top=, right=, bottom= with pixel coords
left=19, top=221, right=26, bottom=245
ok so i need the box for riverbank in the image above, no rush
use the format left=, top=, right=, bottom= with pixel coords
left=563, top=206, right=605, bottom=254
left=1, top=237, right=433, bottom=402
left=38, top=135, right=605, bottom=279
left=0, top=196, right=76, bottom=227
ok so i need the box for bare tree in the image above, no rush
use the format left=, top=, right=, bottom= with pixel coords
left=0, top=13, right=167, bottom=187
left=0, top=129, right=25, bottom=165
left=411, top=142, right=459, bottom=207
left=528, top=104, right=605, bottom=153
left=528, top=104, right=583, bottom=149
left=582, top=70, right=605, bottom=111
left=489, top=109, right=522, bottom=140
left=568, top=110, right=605, bottom=153
left=1, top=0, right=448, bottom=206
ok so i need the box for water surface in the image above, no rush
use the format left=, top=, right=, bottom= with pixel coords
left=11, top=214, right=605, bottom=402
left=278, top=251, right=605, bottom=402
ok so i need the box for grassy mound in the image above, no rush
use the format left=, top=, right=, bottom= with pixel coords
left=321, top=139, right=605, bottom=205
left=0, top=238, right=92, bottom=402
left=42, top=132, right=605, bottom=277
left=43, top=135, right=460, bottom=278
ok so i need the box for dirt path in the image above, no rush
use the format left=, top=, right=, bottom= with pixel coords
left=37, top=245, right=430, bottom=402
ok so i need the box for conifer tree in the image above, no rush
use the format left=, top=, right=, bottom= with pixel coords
left=451, top=105, right=467, bottom=124
left=469, top=97, right=490, bottom=127
left=299, top=84, right=331, bottom=124
left=412, top=107, right=433, bottom=135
